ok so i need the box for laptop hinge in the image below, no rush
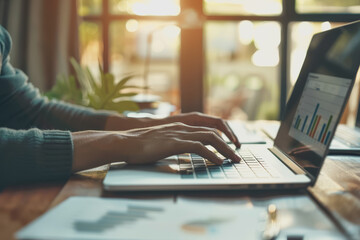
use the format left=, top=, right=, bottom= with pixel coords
left=269, top=147, right=307, bottom=175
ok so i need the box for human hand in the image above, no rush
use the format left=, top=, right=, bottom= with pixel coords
left=72, top=122, right=241, bottom=172
left=105, top=112, right=241, bottom=148
left=157, top=112, right=241, bottom=148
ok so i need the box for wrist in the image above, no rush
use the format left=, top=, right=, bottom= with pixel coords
left=71, top=131, right=112, bottom=172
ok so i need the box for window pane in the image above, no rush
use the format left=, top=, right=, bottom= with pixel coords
left=204, top=0, right=282, bottom=16
left=110, top=0, right=180, bottom=16
left=79, top=22, right=103, bottom=72
left=110, top=21, right=180, bottom=107
left=289, top=22, right=345, bottom=89
left=296, top=0, right=360, bottom=13
left=78, top=0, right=102, bottom=16
left=205, top=21, right=280, bottom=120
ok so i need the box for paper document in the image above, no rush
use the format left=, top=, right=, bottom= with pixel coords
left=17, top=196, right=266, bottom=240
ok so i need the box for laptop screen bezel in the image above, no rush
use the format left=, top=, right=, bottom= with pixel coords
left=273, top=21, right=360, bottom=184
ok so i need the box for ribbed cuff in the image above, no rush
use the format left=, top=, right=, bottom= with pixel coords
left=39, top=130, right=73, bottom=177
left=0, top=128, right=73, bottom=186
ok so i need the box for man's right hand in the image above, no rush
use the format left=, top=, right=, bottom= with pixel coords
left=71, top=122, right=241, bottom=172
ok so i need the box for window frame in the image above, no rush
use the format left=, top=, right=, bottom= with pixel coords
left=80, top=0, right=360, bottom=118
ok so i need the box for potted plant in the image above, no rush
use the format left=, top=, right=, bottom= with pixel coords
left=45, top=58, right=143, bottom=114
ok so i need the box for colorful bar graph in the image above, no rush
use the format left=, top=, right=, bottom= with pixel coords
left=294, top=115, right=300, bottom=128
left=295, top=118, right=302, bottom=129
left=309, top=115, right=318, bottom=137
left=318, top=124, right=326, bottom=141
left=293, top=102, right=334, bottom=146
left=307, top=103, right=319, bottom=135
left=324, top=131, right=331, bottom=145
left=311, top=116, right=321, bottom=138
left=301, top=115, right=308, bottom=132
left=321, top=115, right=333, bottom=143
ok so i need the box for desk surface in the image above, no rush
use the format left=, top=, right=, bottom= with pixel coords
left=1, top=127, right=360, bottom=240
left=1, top=160, right=359, bottom=240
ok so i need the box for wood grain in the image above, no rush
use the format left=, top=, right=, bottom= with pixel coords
left=0, top=182, right=64, bottom=240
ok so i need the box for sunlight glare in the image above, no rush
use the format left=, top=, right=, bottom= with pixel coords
left=153, top=39, right=166, bottom=53
left=321, top=21, right=332, bottom=32
left=296, top=22, right=314, bottom=42
left=254, top=22, right=280, bottom=50
left=126, top=19, right=139, bottom=32
left=244, top=0, right=282, bottom=15
left=252, top=49, right=279, bottom=67
left=162, top=25, right=181, bottom=39
left=238, top=20, right=254, bottom=45
left=132, top=0, right=180, bottom=16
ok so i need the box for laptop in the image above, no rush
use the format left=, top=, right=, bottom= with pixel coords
left=103, top=21, right=360, bottom=191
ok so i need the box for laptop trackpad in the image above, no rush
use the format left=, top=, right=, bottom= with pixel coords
left=107, top=158, right=181, bottom=183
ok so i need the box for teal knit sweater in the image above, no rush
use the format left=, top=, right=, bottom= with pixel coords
left=0, top=26, right=111, bottom=186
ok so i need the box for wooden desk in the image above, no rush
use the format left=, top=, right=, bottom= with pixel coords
left=1, top=158, right=358, bottom=240
left=0, top=182, right=64, bottom=240
left=0, top=165, right=175, bottom=240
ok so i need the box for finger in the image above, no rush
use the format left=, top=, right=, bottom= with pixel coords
left=190, top=114, right=241, bottom=149
left=224, top=121, right=241, bottom=149
left=178, top=140, right=224, bottom=165
left=215, top=120, right=241, bottom=149
left=178, top=131, right=241, bottom=163
left=166, top=113, right=241, bottom=148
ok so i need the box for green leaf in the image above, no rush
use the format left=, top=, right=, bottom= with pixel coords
left=114, top=75, right=134, bottom=90
left=44, top=74, right=83, bottom=105
left=106, top=73, right=115, bottom=91
left=99, top=75, right=135, bottom=109
left=114, top=92, right=138, bottom=98
left=99, top=64, right=108, bottom=93
left=120, top=85, right=148, bottom=90
left=85, top=66, right=101, bottom=96
left=87, top=93, right=101, bottom=109
left=44, top=58, right=142, bottom=114
left=70, top=57, right=88, bottom=91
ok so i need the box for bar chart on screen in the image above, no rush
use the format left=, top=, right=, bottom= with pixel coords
left=289, top=73, right=352, bottom=156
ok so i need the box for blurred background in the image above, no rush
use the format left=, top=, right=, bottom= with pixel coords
left=1, top=0, right=360, bottom=120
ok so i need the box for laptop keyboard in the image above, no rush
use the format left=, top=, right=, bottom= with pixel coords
left=178, top=149, right=279, bottom=179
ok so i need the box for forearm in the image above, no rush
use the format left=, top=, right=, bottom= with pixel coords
left=71, top=131, right=114, bottom=172
left=35, top=99, right=111, bottom=131
left=0, top=72, right=111, bottom=131
left=104, top=114, right=155, bottom=131
left=104, top=113, right=182, bottom=131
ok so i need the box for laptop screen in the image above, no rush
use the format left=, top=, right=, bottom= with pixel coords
left=275, top=21, right=360, bottom=181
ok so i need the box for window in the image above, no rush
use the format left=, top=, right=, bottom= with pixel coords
left=78, top=0, right=360, bottom=120
left=79, top=0, right=181, bottom=108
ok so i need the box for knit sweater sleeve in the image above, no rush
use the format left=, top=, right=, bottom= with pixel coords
left=0, top=26, right=112, bottom=132
left=0, top=26, right=112, bottom=186
left=0, top=128, right=73, bottom=186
